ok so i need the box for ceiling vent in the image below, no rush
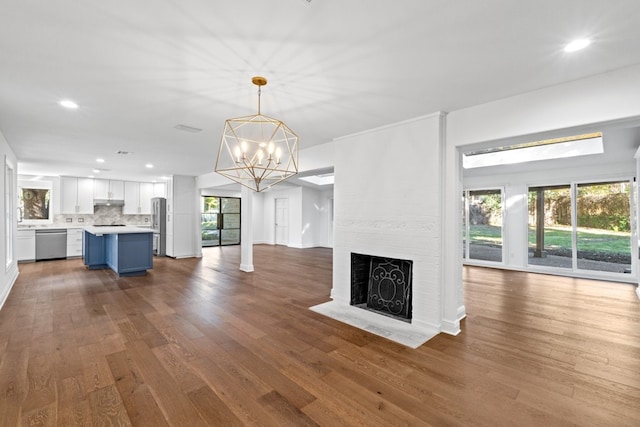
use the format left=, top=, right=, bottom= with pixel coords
left=174, top=124, right=203, bottom=133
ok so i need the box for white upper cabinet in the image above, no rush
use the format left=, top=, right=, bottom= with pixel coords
left=153, top=182, right=166, bottom=198
left=77, top=178, right=95, bottom=212
left=61, top=176, right=94, bottom=214
left=139, top=182, right=153, bottom=214
left=94, top=179, right=124, bottom=200
left=123, top=181, right=154, bottom=214
left=123, top=181, right=138, bottom=214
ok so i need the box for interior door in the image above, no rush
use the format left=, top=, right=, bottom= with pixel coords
left=275, top=198, right=289, bottom=245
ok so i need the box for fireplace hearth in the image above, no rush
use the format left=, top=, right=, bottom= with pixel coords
left=351, top=253, right=413, bottom=321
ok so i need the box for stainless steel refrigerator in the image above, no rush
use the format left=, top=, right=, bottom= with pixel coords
left=151, top=197, right=167, bottom=256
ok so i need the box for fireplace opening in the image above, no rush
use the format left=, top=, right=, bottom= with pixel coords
left=351, top=253, right=413, bottom=322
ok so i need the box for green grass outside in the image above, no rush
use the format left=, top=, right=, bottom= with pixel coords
left=468, top=224, right=631, bottom=253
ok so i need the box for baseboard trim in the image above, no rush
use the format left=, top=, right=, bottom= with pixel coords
left=240, top=264, right=254, bottom=272
left=0, top=267, right=19, bottom=312
left=457, top=304, right=467, bottom=321
left=440, top=318, right=461, bottom=336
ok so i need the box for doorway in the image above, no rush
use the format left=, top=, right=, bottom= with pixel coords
left=201, top=196, right=241, bottom=247
left=275, top=198, right=289, bottom=245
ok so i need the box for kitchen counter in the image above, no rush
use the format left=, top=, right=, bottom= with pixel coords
left=83, top=226, right=153, bottom=276
left=84, top=225, right=153, bottom=235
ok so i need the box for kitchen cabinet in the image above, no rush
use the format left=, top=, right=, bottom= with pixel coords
left=66, top=228, right=83, bottom=258
left=153, top=182, right=166, bottom=198
left=17, top=229, right=36, bottom=262
left=139, top=182, right=153, bottom=213
left=61, top=177, right=94, bottom=214
left=94, top=179, right=124, bottom=200
left=124, top=181, right=154, bottom=214
left=83, top=228, right=153, bottom=276
left=164, top=176, right=199, bottom=258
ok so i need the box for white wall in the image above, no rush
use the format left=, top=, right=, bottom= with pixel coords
left=299, top=141, right=335, bottom=172
left=332, top=113, right=448, bottom=333
left=301, top=186, right=333, bottom=248
left=256, top=185, right=332, bottom=248
left=446, top=64, right=640, bottom=297
left=448, top=64, right=640, bottom=147
left=0, top=129, right=19, bottom=310
left=260, top=186, right=303, bottom=247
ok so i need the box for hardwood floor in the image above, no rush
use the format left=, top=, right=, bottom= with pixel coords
left=1, top=245, right=639, bottom=426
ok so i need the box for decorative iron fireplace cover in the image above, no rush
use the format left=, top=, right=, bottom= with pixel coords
left=351, top=253, right=413, bottom=321
left=367, top=257, right=412, bottom=319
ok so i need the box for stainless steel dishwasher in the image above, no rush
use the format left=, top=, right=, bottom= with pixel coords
left=35, top=229, right=67, bottom=260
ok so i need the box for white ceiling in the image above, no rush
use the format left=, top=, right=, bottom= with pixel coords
left=2, top=0, right=640, bottom=182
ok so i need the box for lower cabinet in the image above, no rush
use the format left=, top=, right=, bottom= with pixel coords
left=67, top=228, right=83, bottom=258
left=17, top=229, right=36, bottom=262
left=83, top=231, right=153, bottom=276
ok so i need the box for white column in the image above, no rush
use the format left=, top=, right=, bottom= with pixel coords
left=240, top=186, right=254, bottom=272
left=441, top=114, right=465, bottom=335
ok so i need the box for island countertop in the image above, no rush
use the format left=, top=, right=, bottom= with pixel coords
left=84, top=225, right=154, bottom=235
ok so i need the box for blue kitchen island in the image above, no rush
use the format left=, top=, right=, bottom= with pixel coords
left=83, top=226, right=154, bottom=276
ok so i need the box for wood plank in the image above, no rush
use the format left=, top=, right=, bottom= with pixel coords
left=186, top=385, right=244, bottom=426
left=105, top=350, right=170, bottom=427
left=189, top=354, right=281, bottom=426
left=78, top=342, right=114, bottom=392
left=87, top=384, right=132, bottom=426
left=21, top=403, right=57, bottom=427
left=123, top=339, right=208, bottom=426
left=257, top=390, right=320, bottom=427
left=0, top=349, right=29, bottom=426
left=21, top=353, right=56, bottom=415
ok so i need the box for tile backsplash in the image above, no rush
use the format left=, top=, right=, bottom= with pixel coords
left=54, top=205, right=151, bottom=226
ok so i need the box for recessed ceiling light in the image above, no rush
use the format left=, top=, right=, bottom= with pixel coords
left=564, top=38, right=591, bottom=52
left=92, top=169, right=100, bottom=173
left=145, top=163, right=153, bottom=168
left=96, top=158, right=105, bottom=163
left=88, top=175, right=94, bottom=178
left=59, top=99, right=79, bottom=109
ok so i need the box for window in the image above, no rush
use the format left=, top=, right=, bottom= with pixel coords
left=463, top=189, right=503, bottom=263
left=18, top=180, right=52, bottom=224
left=5, top=160, right=15, bottom=269
left=463, top=132, right=604, bottom=169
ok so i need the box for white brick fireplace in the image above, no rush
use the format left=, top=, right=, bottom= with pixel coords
left=311, top=113, right=459, bottom=348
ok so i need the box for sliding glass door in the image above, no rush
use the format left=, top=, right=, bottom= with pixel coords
left=576, top=182, right=631, bottom=273
left=528, top=185, right=572, bottom=269
left=528, top=181, right=632, bottom=275
left=201, top=196, right=241, bottom=247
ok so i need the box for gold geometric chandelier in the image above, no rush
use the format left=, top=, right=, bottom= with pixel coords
left=215, top=76, right=299, bottom=192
